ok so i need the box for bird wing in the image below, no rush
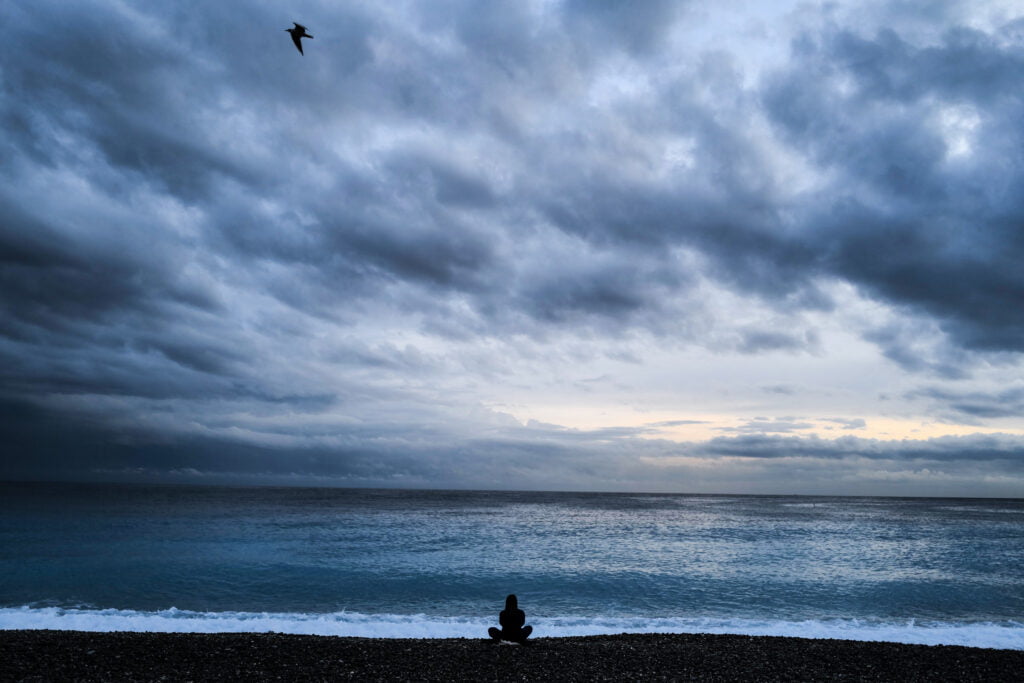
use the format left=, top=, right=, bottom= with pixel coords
left=291, top=32, right=304, bottom=54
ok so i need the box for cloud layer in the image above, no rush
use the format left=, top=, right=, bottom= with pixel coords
left=2, top=0, right=1023, bottom=495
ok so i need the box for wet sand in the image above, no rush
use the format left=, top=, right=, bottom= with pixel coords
left=2, top=630, right=1022, bottom=681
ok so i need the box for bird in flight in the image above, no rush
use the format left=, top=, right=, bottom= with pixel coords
left=286, top=22, right=313, bottom=55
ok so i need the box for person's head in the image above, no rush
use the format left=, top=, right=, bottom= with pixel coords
left=505, top=594, right=517, bottom=610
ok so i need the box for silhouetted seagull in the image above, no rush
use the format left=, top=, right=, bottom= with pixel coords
left=286, top=22, right=313, bottom=55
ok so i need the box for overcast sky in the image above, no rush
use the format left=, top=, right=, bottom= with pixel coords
left=2, top=0, right=1024, bottom=496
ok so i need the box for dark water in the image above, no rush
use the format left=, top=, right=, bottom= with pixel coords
left=2, top=482, right=1022, bottom=647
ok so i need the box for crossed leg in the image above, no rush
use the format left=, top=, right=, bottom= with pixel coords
left=489, top=625, right=532, bottom=643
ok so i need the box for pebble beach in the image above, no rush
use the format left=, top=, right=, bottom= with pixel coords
left=3, top=630, right=1023, bottom=682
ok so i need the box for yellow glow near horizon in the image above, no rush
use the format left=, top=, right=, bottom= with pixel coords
left=493, top=404, right=1024, bottom=444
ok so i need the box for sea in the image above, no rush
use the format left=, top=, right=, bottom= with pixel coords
left=2, top=482, right=1023, bottom=649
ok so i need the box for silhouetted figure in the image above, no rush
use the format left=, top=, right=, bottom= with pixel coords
left=286, top=22, right=313, bottom=55
left=488, top=594, right=533, bottom=644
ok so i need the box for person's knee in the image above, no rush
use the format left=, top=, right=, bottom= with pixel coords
left=488, top=627, right=501, bottom=640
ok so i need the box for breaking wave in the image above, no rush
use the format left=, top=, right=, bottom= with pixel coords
left=2, top=606, right=1022, bottom=650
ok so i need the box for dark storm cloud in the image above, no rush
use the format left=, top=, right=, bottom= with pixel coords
left=2, top=0, right=1024, bottom=492
left=0, top=396, right=435, bottom=485
left=6, top=391, right=1020, bottom=495
left=736, top=328, right=819, bottom=354
left=862, top=321, right=970, bottom=379
left=0, top=394, right=648, bottom=488
left=0, top=0, right=498, bottom=413
left=911, top=386, right=1024, bottom=420
left=4, top=1, right=1023, bottom=348
left=534, top=178, right=827, bottom=322
left=762, top=24, right=1024, bottom=355
left=0, top=3, right=270, bottom=200
left=515, top=247, right=688, bottom=327
left=693, top=432, right=1024, bottom=466
left=562, top=0, right=687, bottom=56
left=0, top=194, right=245, bottom=403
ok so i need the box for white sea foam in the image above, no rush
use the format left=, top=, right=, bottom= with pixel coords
left=1, top=606, right=1022, bottom=650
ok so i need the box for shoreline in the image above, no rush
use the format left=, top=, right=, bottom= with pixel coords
left=3, top=630, right=1024, bottom=681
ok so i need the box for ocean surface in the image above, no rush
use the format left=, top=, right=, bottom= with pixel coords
left=2, top=482, right=1023, bottom=649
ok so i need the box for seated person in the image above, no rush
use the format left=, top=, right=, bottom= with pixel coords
left=488, top=594, right=533, bottom=643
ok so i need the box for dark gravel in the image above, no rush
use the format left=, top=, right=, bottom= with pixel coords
left=2, top=630, right=1022, bottom=682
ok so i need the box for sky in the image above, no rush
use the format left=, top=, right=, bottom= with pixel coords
left=2, top=0, right=1024, bottom=496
